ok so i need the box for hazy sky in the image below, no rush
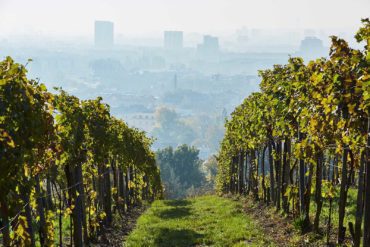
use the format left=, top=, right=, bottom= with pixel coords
left=0, top=0, right=369, bottom=37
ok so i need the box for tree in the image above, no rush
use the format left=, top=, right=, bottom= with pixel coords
left=152, top=107, right=197, bottom=146
left=156, top=145, right=205, bottom=198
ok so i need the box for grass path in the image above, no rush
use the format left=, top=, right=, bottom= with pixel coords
left=124, top=195, right=274, bottom=247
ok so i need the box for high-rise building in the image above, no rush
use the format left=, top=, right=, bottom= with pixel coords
left=164, top=31, right=183, bottom=50
left=298, top=36, right=326, bottom=57
left=295, top=36, right=327, bottom=61
left=203, top=35, right=219, bottom=51
left=197, top=35, right=219, bottom=56
left=95, top=21, right=114, bottom=48
left=299, top=36, right=323, bottom=52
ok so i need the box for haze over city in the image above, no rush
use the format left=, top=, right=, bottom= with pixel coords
left=1, top=0, right=369, bottom=159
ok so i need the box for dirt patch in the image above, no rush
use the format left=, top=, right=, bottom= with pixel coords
left=237, top=196, right=351, bottom=246
left=91, top=206, right=147, bottom=246
left=238, top=196, right=354, bottom=246
left=241, top=198, right=298, bottom=246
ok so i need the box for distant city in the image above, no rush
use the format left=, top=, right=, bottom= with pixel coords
left=0, top=20, right=348, bottom=158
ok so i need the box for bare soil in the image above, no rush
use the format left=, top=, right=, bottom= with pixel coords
left=91, top=206, right=147, bottom=247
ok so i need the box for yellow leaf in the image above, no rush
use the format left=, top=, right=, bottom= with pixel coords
left=24, top=167, right=29, bottom=177
left=7, top=138, right=15, bottom=148
left=348, top=103, right=356, bottom=114
left=344, top=93, right=351, bottom=99
left=99, top=212, right=106, bottom=219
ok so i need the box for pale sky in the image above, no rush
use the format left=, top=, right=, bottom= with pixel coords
left=0, top=0, right=369, bottom=37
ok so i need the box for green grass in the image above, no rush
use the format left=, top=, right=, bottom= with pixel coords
left=125, top=195, right=273, bottom=247
left=317, top=187, right=357, bottom=228
left=309, top=187, right=358, bottom=245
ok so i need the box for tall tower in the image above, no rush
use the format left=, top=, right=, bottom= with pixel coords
left=197, top=35, right=219, bottom=57
left=94, top=21, right=114, bottom=48
left=164, top=31, right=183, bottom=50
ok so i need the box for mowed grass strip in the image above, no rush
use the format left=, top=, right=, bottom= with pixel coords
left=124, top=195, right=274, bottom=247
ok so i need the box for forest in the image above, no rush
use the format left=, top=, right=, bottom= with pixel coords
left=216, top=18, right=370, bottom=246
